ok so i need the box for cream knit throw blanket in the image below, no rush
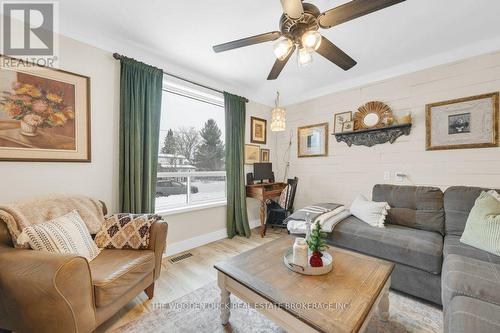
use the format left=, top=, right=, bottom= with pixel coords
left=0, top=195, right=105, bottom=248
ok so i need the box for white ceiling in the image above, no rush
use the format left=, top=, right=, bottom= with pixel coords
left=59, top=0, right=500, bottom=106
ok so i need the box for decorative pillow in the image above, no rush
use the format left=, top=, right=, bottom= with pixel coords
left=17, top=210, right=100, bottom=261
left=460, top=191, right=500, bottom=256
left=94, top=213, right=161, bottom=249
left=350, top=194, right=390, bottom=228
left=488, top=190, right=500, bottom=202
left=278, top=185, right=292, bottom=209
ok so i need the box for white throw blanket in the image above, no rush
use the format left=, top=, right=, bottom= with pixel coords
left=287, top=205, right=351, bottom=234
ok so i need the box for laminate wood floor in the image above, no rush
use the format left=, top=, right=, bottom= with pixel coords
left=97, top=228, right=287, bottom=333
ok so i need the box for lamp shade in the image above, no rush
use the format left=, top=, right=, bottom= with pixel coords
left=271, top=106, right=286, bottom=131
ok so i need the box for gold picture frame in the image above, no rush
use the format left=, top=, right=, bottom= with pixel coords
left=297, top=123, right=328, bottom=158
left=250, top=116, right=267, bottom=144
left=260, top=148, right=270, bottom=162
left=245, top=144, right=260, bottom=164
left=426, top=92, right=499, bottom=151
left=333, top=111, right=352, bottom=133
left=0, top=55, right=91, bottom=162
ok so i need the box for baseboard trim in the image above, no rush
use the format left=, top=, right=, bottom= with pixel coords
left=165, top=219, right=261, bottom=256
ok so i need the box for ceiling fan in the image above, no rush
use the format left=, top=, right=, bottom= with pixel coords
left=213, top=0, right=406, bottom=80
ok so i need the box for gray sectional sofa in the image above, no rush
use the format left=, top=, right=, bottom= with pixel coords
left=327, top=184, right=500, bottom=333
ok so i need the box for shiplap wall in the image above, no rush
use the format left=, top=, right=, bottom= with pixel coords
left=274, top=51, right=500, bottom=209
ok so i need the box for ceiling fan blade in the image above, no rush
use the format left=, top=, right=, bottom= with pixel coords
left=213, top=31, right=281, bottom=53
left=280, top=0, right=304, bottom=20
left=267, top=45, right=296, bottom=80
left=316, top=36, right=356, bottom=71
left=319, top=0, right=406, bottom=29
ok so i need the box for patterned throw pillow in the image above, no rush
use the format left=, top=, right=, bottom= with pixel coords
left=17, top=210, right=101, bottom=261
left=278, top=185, right=291, bottom=209
left=94, top=214, right=161, bottom=249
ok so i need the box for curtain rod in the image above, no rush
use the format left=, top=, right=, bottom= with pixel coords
left=112, top=53, right=248, bottom=102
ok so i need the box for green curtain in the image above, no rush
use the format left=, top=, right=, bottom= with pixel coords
left=224, top=92, right=251, bottom=238
left=119, top=56, right=163, bottom=213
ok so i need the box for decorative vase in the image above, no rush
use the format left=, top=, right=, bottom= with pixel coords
left=20, top=120, right=38, bottom=136
left=309, top=251, right=323, bottom=267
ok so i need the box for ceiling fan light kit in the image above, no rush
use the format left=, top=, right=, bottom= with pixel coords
left=213, top=0, right=406, bottom=80
left=301, top=30, right=322, bottom=51
left=273, top=38, right=294, bottom=61
left=298, top=46, right=313, bottom=66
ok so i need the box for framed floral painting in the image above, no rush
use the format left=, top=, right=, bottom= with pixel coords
left=0, top=55, right=90, bottom=161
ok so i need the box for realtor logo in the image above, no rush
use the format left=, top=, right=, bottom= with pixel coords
left=1, top=1, right=59, bottom=66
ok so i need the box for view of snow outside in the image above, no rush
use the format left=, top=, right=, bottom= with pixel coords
left=155, top=90, right=226, bottom=211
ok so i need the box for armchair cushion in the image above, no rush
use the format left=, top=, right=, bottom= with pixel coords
left=90, top=249, right=155, bottom=307
left=94, top=213, right=161, bottom=249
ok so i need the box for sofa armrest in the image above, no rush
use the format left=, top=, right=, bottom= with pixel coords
left=0, top=248, right=95, bottom=333
left=148, top=220, right=168, bottom=280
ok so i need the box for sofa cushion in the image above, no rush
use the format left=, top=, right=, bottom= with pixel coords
left=445, top=296, right=500, bottom=333
left=372, top=184, right=444, bottom=234
left=444, top=235, right=500, bottom=264
left=329, top=216, right=443, bottom=274
left=444, top=186, right=499, bottom=236
left=442, top=254, right=500, bottom=307
left=90, top=249, right=155, bottom=307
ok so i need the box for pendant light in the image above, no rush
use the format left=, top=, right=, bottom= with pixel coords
left=271, top=91, right=286, bottom=132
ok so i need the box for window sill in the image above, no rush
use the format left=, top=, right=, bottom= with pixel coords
left=156, top=200, right=227, bottom=216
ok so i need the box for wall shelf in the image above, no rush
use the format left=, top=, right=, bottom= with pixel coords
left=333, top=124, right=412, bottom=147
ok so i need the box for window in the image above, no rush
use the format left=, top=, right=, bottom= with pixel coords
left=155, top=80, right=226, bottom=213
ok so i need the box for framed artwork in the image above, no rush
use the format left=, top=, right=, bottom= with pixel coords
left=245, top=144, right=260, bottom=164
left=297, top=123, right=328, bottom=158
left=260, top=148, right=270, bottom=162
left=426, top=92, right=498, bottom=151
left=333, top=111, right=352, bottom=133
left=0, top=55, right=91, bottom=162
left=250, top=116, right=267, bottom=144
left=342, top=120, right=354, bottom=132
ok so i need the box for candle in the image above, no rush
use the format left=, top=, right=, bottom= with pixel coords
left=293, top=237, right=309, bottom=268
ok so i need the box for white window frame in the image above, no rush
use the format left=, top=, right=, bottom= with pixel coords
left=156, top=79, right=226, bottom=215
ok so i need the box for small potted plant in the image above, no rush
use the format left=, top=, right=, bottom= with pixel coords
left=306, top=221, right=328, bottom=267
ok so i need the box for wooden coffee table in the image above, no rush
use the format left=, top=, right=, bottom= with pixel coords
left=214, top=235, right=394, bottom=333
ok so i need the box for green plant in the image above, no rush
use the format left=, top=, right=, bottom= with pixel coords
left=306, top=221, right=328, bottom=253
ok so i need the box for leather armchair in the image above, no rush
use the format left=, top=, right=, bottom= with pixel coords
left=0, top=206, right=167, bottom=333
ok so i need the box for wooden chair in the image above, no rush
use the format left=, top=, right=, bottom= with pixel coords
left=265, top=177, right=298, bottom=231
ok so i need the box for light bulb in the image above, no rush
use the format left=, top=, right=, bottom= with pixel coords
left=273, top=38, right=293, bottom=61
left=301, top=30, right=322, bottom=51
left=298, top=47, right=313, bottom=66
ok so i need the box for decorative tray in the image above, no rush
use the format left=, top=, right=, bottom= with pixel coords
left=283, top=247, right=333, bottom=276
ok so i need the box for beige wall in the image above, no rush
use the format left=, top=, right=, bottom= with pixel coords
left=0, top=35, right=121, bottom=211
left=0, top=32, right=271, bottom=252
left=275, top=51, right=500, bottom=209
